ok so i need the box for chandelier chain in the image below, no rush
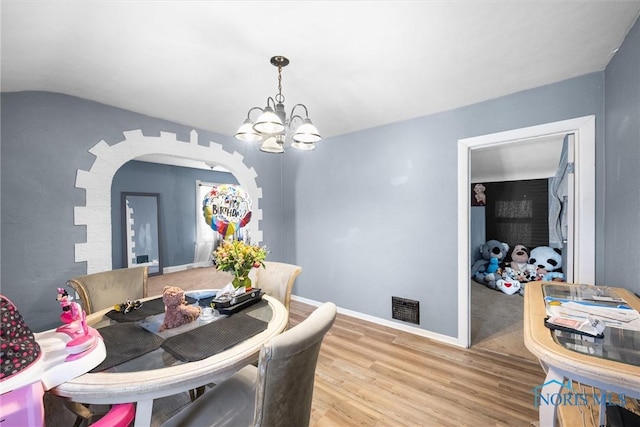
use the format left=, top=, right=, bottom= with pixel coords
left=275, top=65, right=285, bottom=104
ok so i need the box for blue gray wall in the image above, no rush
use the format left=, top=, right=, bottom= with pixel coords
left=284, top=72, right=605, bottom=337
left=112, top=161, right=238, bottom=269
left=0, top=92, right=286, bottom=331
left=604, top=20, right=640, bottom=294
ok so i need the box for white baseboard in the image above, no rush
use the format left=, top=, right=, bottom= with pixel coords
left=192, top=261, right=214, bottom=269
left=291, top=295, right=464, bottom=348
left=163, top=265, right=191, bottom=274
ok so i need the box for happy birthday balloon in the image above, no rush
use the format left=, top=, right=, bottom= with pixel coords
left=203, top=184, right=252, bottom=238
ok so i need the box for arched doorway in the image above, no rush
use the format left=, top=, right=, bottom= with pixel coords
left=74, top=129, right=262, bottom=274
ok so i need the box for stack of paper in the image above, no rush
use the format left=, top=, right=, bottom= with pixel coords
left=545, top=298, right=640, bottom=331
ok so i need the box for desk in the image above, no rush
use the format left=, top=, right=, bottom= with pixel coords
left=523, top=282, right=640, bottom=427
left=50, top=292, right=288, bottom=426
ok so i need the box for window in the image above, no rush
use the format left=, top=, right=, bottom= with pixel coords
left=194, top=181, right=219, bottom=265
left=484, top=179, right=549, bottom=249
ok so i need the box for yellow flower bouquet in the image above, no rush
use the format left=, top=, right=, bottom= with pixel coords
left=212, top=238, right=268, bottom=289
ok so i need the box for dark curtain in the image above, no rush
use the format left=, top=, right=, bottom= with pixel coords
left=484, top=179, right=549, bottom=249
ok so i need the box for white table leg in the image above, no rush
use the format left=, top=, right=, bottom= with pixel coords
left=134, top=399, right=154, bottom=427
left=539, top=367, right=564, bottom=427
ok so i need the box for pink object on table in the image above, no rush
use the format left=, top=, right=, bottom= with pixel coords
left=65, top=328, right=100, bottom=362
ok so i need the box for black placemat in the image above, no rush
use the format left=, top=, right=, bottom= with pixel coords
left=160, top=313, right=267, bottom=362
left=105, top=296, right=196, bottom=322
left=91, top=323, right=164, bottom=372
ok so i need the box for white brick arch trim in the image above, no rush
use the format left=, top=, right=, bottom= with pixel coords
left=74, top=129, right=263, bottom=274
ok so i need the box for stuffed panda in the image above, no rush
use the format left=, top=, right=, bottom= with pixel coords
left=529, top=246, right=565, bottom=282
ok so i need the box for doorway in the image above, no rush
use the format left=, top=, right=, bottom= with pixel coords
left=456, top=116, right=595, bottom=348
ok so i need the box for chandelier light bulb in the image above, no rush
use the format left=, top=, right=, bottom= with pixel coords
left=292, top=118, right=321, bottom=144
left=235, top=119, right=263, bottom=142
left=253, top=106, right=285, bottom=135
left=291, top=141, right=316, bottom=151
left=259, top=136, right=285, bottom=153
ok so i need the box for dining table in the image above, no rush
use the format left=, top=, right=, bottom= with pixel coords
left=523, top=281, right=640, bottom=427
left=49, top=289, right=289, bottom=427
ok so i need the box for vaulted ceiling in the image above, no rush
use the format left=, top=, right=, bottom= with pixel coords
left=2, top=1, right=639, bottom=140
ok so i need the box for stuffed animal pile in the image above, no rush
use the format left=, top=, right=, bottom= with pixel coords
left=472, top=241, right=565, bottom=296
left=159, top=286, right=201, bottom=332
left=471, top=239, right=510, bottom=291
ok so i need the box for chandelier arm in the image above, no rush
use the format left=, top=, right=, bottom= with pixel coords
left=289, top=103, right=310, bottom=119
left=289, top=114, right=305, bottom=128
left=244, top=106, right=265, bottom=120
left=266, top=97, right=277, bottom=110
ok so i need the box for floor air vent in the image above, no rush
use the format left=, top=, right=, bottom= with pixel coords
left=392, top=297, right=419, bottom=325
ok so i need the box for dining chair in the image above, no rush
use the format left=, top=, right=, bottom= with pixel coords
left=67, top=266, right=149, bottom=314
left=161, top=301, right=337, bottom=427
left=252, top=261, right=302, bottom=311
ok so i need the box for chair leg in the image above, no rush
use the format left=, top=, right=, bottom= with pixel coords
left=62, top=400, right=94, bottom=427
left=188, top=386, right=206, bottom=402
left=61, top=400, right=109, bottom=427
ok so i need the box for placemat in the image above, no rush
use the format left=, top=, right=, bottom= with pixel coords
left=161, top=313, right=267, bottom=362
left=105, top=296, right=196, bottom=322
left=91, top=323, right=164, bottom=372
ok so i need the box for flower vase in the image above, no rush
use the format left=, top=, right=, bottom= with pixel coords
left=232, top=275, right=251, bottom=290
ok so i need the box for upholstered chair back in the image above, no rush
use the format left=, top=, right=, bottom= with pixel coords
left=253, top=301, right=336, bottom=426
left=252, top=261, right=302, bottom=311
left=161, top=302, right=336, bottom=427
left=67, top=266, right=148, bottom=314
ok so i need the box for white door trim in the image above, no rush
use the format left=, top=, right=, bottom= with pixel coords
left=457, top=116, right=595, bottom=348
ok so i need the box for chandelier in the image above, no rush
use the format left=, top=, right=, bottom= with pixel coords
left=234, top=56, right=321, bottom=153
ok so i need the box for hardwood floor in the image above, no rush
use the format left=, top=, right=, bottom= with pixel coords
left=46, top=275, right=547, bottom=426
left=289, top=300, right=546, bottom=426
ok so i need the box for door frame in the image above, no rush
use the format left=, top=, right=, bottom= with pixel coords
left=457, top=116, right=595, bottom=348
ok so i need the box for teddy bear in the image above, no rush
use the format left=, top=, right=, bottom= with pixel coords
left=473, top=183, right=487, bottom=205
left=471, top=239, right=509, bottom=290
left=528, top=246, right=565, bottom=282
left=159, top=286, right=201, bottom=332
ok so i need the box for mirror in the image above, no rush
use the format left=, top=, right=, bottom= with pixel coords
left=121, top=192, right=163, bottom=276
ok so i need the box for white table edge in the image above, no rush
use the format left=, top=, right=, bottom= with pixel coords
left=50, top=294, right=288, bottom=425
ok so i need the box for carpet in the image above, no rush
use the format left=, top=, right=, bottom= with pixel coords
left=471, top=279, right=538, bottom=363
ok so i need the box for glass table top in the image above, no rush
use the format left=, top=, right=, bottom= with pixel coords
left=94, top=298, right=273, bottom=373
left=542, top=284, right=640, bottom=366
